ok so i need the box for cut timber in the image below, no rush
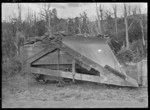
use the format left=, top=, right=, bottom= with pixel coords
left=105, top=65, right=126, bottom=79
left=72, top=59, right=75, bottom=82
left=29, top=67, right=138, bottom=87
left=137, top=60, right=147, bottom=87
left=105, top=65, right=138, bottom=87
left=30, top=67, right=104, bottom=83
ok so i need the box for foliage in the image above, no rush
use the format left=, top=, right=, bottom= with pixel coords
left=116, top=48, right=134, bottom=64
left=108, top=38, right=122, bottom=54
left=2, top=57, right=22, bottom=77
left=129, top=40, right=146, bottom=62
left=2, top=22, right=22, bottom=76
left=2, top=28, right=16, bottom=58
left=35, top=20, right=46, bottom=36
left=104, top=16, right=115, bottom=38
left=116, top=39, right=147, bottom=64
left=81, top=12, right=89, bottom=34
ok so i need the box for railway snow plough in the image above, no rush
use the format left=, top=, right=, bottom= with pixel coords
left=20, top=34, right=143, bottom=87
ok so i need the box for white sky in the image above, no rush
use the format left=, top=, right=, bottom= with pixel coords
left=2, top=3, right=147, bottom=21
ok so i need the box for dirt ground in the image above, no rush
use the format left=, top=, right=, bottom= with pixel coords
left=2, top=73, right=148, bottom=108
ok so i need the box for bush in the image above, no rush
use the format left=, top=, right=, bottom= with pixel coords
left=130, top=40, right=146, bottom=62
left=116, top=48, right=134, bottom=65
left=2, top=57, right=22, bottom=77
left=2, top=29, right=16, bottom=58
left=108, top=38, right=122, bottom=54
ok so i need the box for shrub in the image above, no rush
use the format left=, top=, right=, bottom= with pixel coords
left=130, top=40, right=146, bottom=62
left=2, top=57, right=22, bottom=77
left=2, top=28, right=22, bottom=77
left=116, top=48, right=134, bottom=65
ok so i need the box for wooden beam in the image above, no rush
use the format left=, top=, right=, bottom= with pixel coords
left=57, top=48, right=62, bottom=82
left=28, top=67, right=138, bottom=87
left=72, top=59, right=75, bottom=82
left=29, top=67, right=105, bottom=83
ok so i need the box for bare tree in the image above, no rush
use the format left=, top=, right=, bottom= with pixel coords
left=78, top=17, right=82, bottom=34
left=27, top=7, right=34, bottom=26
left=127, top=5, right=138, bottom=32
left=99, top=4, right=104, bottom=34
left=18, top=4, right=22, bottom=25
left=104, top=10, right=113, bottom=19
left=128, top=5, right=131, bottom=16
left=112, top=4, right=118, bottom=38
left=139, top=7, right=145, bottom=46
left=124, top=3, right=129, bottom=49
left=34, top=12, right=37, bottom=36
left=27, top=7, right=30, bottom=24
left=132, top=6, right=137, bottom=15
left=79, top=14, right=83, bottom=34
left=99, top=5, right=104, bottom=21
left=15, top=4, right=21, bottom=56
left=14, top=4, right=25, bottom=57
left=86, top=17, right=94, bottom=37
left=40, top=3, right=52, bottom=37
left=96, top=3, right=102, bottom=34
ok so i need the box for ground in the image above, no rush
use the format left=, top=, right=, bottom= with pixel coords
left=2, top=73, right=148, bottom=108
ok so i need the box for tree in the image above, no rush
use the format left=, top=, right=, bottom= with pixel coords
left=128, top=5, right=131, bottom=16
left=40, top=3, right=52, bottom=37
left=112, top=4, right=118, bottom=39
left=139, top=7, right=145, bottom=46
left=51, top=8, right=57, bottom=19
left=132, top=6, right=137, bottom=15
left=96, top=3, right=102, bottom=34
left=35, top=20, right=46, bottom=36
left=74, top=17, right=80, bottom=34
left=99, top=4, right=104, bottom=34
left=15, top=4, right=25, bottom=56
left=124, top=3, right=129, bottom=49
left=104, top=10, right=115, bottom=38
left=80, top=12, right=89, bottom=34
left=17, top=4, right=22, bottom=31
left=68, top=18, right=75, bottom=35
left=99, top=5, right=104, bottom=21
left=86, top=18, right=95, bottom=37
left=33, top=12, right=37, bottom=36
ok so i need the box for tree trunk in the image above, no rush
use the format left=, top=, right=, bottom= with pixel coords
left=140, top=20, right=145, bottom=46
left=34, top=12, right=37, bottom=36
left=139, top=8, right=145, bottom=46
left=124, top=4, right=129, bottom=49
left=113, top=4, right=118, bottom=39
left=16, top=4, right=22, bottom=57
left=99, top=5, right=103, bottom=34
left=79, top=17, right=81, bottom=34
left=96, top=3, right=102, bottom=34
left=48, top=10, right=51, bottom=37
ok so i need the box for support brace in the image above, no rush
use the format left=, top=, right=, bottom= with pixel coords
left=72, top=59, right=76, bottom=82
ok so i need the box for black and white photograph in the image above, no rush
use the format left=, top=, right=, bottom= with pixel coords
left=2, top=2, right=148, bottom=108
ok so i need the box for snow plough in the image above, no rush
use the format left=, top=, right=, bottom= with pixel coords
left=20, top=33, right=146, bottom=87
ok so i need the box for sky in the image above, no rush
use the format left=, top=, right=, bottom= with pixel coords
left=2, top=3, right=147, bottom=21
